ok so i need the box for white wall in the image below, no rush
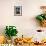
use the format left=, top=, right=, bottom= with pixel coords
left=0, top=0, right=46, bottom=39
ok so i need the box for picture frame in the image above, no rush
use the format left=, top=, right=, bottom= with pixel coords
left=14, top=6, right=22, bottom=16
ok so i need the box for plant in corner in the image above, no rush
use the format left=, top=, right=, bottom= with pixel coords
left=36, top=14, right=46, bottom=27
left=5, top=26, right=18, bottom=39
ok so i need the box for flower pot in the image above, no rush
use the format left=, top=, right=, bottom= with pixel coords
left=11, top=36, right=17, bottom=44
left=7, top=39, right=12, bottom=44
left=41, top=20, right=46, bottom=27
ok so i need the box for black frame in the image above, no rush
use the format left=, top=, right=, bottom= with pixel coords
left=14, top=6, right=22, bottom=16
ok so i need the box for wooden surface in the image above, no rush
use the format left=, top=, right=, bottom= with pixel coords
left=14, top=43, right=46, bottom=46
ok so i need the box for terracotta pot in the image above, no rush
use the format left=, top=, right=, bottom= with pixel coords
left=40, top=20, right=46, bottom=27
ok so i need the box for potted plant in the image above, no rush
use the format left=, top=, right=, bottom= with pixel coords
left=36, top=6, right=46, bottom=27
left=5, top=26, right=18, bottom=43
left=36, top=14, right=46, bottom=27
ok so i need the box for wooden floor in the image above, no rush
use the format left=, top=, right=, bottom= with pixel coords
left=14, top=43, right=46, bottom=46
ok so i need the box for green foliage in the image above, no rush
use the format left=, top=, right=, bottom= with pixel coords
left=5, top=26, right=18, bottom=38
left=44, top=15, right=46, bottom=20
left=36, top=15, right=44, bottom=21
left=36, top=14, right=46, bottom=21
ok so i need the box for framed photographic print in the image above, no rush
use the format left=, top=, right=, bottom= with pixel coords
left=14, top=6, right=22, bottom=16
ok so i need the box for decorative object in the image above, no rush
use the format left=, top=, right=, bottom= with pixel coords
left=5, top=26, right=18, bottom=44
left=36, top=14, right=46, bottom=26
left=36, top=6, right=46, bottom=27
left=5, top=26, right=18, bottom=39
left=14, top=6, right=22, bottom=16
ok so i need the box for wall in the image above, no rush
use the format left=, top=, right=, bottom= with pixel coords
left=0, top=0, right=46, bottom=40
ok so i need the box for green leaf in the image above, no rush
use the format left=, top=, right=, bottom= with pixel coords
left=5, top=26, right=18, bottom=39
left=44, top=15, right=46, bottom=20
left=36, top=15, right=44, bottom=21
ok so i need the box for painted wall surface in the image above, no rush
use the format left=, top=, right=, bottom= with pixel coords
left=0, top=0, right=46, bottom=41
